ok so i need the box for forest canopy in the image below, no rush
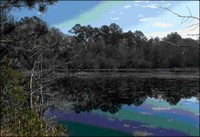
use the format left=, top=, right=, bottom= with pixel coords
left=67, top=23, right=199, bottom=69
left=2, top=17, right=199, bottom=70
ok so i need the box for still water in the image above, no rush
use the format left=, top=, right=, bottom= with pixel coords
left=50, top=73, right=199, bottom=136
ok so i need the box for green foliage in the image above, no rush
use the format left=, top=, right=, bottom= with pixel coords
left=8, top=108, right=66, bottom=136
left=0, top=62, right=27, bottom=120
left=0, top=62, right=67, bottom=136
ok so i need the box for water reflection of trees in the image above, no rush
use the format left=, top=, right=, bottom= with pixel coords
left=53, top=76, right=199, bottom=114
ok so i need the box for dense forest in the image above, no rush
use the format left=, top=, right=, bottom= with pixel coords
left=1, top=19, right=199, bottom=71
left=0, top=0, right=199, bottom=136
left=67, top=24, right=199, bottom=69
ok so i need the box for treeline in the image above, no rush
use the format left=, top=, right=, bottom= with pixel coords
left=1, top=18, right=199, bottom=71
left=67, top=24, right=199, bottom=69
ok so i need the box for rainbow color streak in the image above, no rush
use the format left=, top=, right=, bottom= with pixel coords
left=52, top=97, right=199, bottom=136
left=55, top=1, right=124, bottom=31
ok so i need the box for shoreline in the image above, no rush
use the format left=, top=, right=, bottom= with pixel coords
left=56, top=68, right=199, bottom=73
left=23, top=68, right=200, bottom=79
left=69, top=71, right=200, bottom=79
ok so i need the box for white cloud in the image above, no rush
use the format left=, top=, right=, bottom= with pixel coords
left=148, top=4, right=158, bottom=9
left=147, top=27, right=199, bottom=39
left=162, top=3, right=171, bottom=7
left=147, top=31, right=173, bottom=39
left=110, top=16, right=120, bottom=20
left=139, top=17, right=154, bottom=22
left=153, top=22, right=174, bottom=28
left=141, top=3, right=170, bottom=9
left=124, top=5, right=132, bottom=9
left=142, top=4, right=158, bottom=9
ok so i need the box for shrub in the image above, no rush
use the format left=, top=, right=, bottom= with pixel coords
left=0, top=62, right=67, bottom=136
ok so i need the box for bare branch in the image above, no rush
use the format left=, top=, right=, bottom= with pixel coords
left=187, top=6, right=192, bottom=16
left=187, top=34, right=200, bottom=36
left=158, top=6, right=200, bottom=21
left=188, top=25, right=199, bottom=32
left=186, top=23, right=199, bottom=29
left=159, top=6, right=199, bottom=38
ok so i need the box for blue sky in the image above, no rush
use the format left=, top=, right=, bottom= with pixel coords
left=12, top=1, right=199, bottom=39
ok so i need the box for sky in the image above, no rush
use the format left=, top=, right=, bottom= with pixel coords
left=12, top=0, right=199, bottom=39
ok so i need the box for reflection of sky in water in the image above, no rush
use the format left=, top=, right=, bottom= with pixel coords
left=51, top=76, right=199, bottom=136
left=53, top=97, right=199, bottom=136
left=146, top=97, right=199, bottom=116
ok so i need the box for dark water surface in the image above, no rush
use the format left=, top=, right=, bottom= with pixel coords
left=50, top=73, right=199, bottom=136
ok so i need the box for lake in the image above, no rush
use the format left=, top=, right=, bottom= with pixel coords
left=50, top=72, right=199, bottom=136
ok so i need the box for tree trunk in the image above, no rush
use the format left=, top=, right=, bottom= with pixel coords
left=29, top=61, right=36, bottom=110
left=29, top=73, right=33, bottom=109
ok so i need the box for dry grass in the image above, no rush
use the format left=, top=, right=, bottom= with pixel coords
left=0, top=129, right=15, bottom=136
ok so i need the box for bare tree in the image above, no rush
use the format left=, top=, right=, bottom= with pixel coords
left=26, top=36, right=78, bottom=118
left=1, top=15, right=79, bottom=119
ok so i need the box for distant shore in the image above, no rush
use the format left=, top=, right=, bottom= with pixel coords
left=58, top=68, right=199, bottom=73
left=54, top=68, right=199, bottom=79
left=23, top=68, right=199, bottom=79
